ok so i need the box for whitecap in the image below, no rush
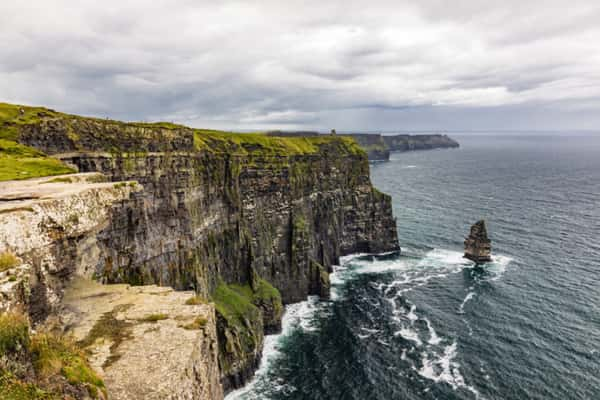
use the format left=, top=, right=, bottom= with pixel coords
left=424, top=318, right=442, bottom=345
left=458, top=291, right=476, bottom=314
left=395, top=327, right=423, bottom=346
left=418, top=342, right=481, bottom=398
left=485, top=254, right=514, bottom=281
left=407, top=304, right=418, bottom=322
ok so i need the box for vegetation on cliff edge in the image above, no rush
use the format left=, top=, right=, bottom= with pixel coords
left=194, top=129, right=364, bottom=157
left=0, top=139, right=75, bottom=181
left=0, top=251, right=20, bottom=273
left=0, top=311, right=106, bottom=399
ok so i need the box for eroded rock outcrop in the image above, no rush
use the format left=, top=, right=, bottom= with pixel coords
left=0, top=173, right=139, bottom=320
left=61, top=279, right=223, bottom=400
left=464, top=220, right=492, bottom=263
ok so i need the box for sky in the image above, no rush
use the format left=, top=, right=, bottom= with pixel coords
left=1, top=1, right=600, bottom=132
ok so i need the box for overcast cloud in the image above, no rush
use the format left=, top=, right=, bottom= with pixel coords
left=1, top=0, right=599, bottom=131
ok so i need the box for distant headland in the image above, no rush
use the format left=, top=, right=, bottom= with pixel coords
left=267, top=131, right=459, bottom=161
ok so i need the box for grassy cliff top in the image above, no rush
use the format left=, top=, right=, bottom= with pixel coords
left=0, top=103, right=74, bottom=181
left=0, top=102, right=190, bottom=141
left=194, top=129, right=363, bottom=156
left=0, top=102, right=365, bottom=181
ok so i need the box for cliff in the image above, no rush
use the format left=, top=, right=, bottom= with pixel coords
left=266, top=130, right=459, bottom=161
left=340, top=134, right=390, bottom=161
left=347, top=133, right=459, bottom=160
left=382, top=134, right=459, bottom=154
left=0, top=103, right=400, bottom=399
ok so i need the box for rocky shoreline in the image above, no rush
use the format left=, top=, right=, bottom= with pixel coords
left=0, top=103, right=399, bottom=399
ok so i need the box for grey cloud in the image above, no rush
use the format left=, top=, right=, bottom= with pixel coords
left=0, top=1, right=599, bottom=131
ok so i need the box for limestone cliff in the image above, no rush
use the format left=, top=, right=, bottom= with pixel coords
left=346, top=133, right=459, bottom=161
left=266, top=131, right=459, bottom=161
left=0, top=104, right=400, bottom=398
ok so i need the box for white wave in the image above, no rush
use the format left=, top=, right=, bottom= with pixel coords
left=458, top=291, right=476, bottom=314
left=358, top=327, right=380, bottom=339
left=225, top=296, right=321, bottom=400
left=402, top=165, right=418, bottom=169
left=395, top=327, right=423, bottom=346
left=424, top=318, right=442, bottom=345
left=353, top=257, right=411, bottom=275
left=417, top=248, right=470, bottom=269
left=418, top=342, right=481, bottom=398
left=485, top=254, right=513, bottom=281
left=407, top=304, right=418, bottom=322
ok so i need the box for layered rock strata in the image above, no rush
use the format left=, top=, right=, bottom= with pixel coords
left=464, top=220, right=492, bottom=263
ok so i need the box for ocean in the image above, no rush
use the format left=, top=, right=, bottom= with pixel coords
left=227, top=134, right=600, bottom=400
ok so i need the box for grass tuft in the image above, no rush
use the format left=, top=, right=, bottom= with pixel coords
left=138, top=313, right=168, bottom=323
left=184, top=295, right=207, bottom=305
left=30, top=333, right=106, bottom=398
left=0, top=373, right=54, bottom=400
left=39, top=176, right=72, bottom=184
left=182, top=317, right=208, bottom=330
left=0, top=312, right=30, bottom=354
left=0, top=251, right=20, bottom=272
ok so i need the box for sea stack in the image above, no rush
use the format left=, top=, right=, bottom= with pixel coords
left=464, top=220, right=492, bottom=263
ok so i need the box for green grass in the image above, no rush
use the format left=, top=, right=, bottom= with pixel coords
left=0, top=103, right=60, bottom=142
left=212, top=283, right=259, bottom=326
left=0, top=105, right=75, bottom=182
left=182, top=317, right=208, bottom=330
left=212, top=281, right=262, bottom=362
left=214, top=277, right=282, bottom=326
left=194, top=129, right=364, bottom=157
left=228, top=277, right=281, bottom=308
left=0, top=155, right=75, bottom=181
left=0, top=311, right=105, bottom=399
left=252, top=277, right=281, bottom=305
left=0, top=139, right=75, bottom=182
left=30, top=333, right=106, bottom=398
left=39, top=176, right=72, bottom=184
left=0, top=373, right=55, bottom=400
left=185, top=295, right=207, bottom=305
left=0, top=312, right=29, bottom=354
left=0, top=251, right=20, bottom=272
left=138, top=313, right=168, bottom=323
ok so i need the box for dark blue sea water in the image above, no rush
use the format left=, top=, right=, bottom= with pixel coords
left=228, top=134, right=600, bottom=400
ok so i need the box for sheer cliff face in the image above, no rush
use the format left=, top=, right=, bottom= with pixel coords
left=14, top=115, right=399, bottom=394
left=20, top=118, right=399, bottom=303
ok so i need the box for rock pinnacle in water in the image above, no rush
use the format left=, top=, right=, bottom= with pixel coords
left=464, top=220, right=492, bottom=263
